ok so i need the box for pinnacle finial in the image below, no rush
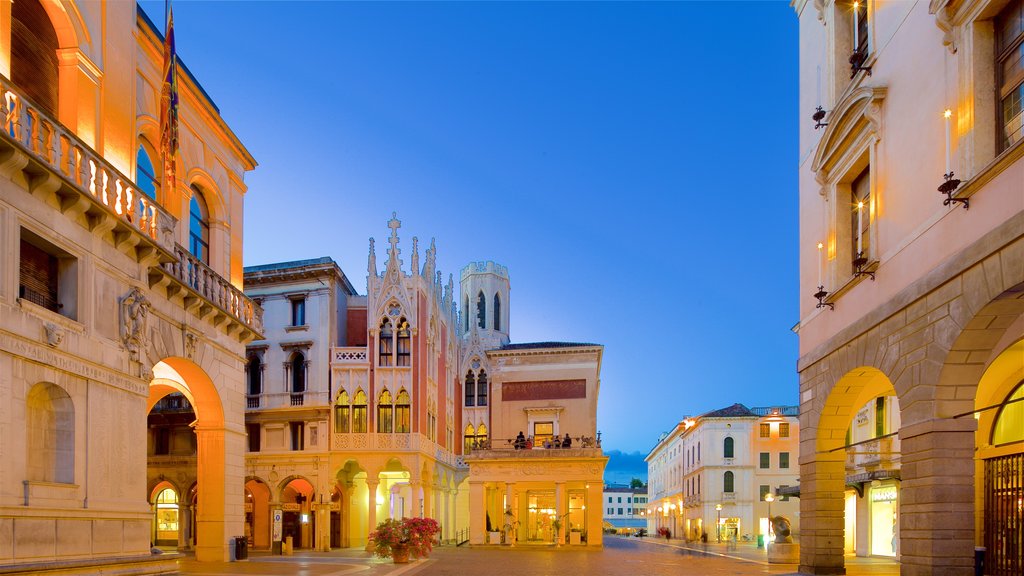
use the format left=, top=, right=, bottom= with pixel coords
left=387, top=212, right=401, bottom=262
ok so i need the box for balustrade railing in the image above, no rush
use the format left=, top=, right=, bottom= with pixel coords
left=247, top=395, right=260, bottom=409
left=329, top=432, right=467, bottom=468
left=249, top=391, right=326, bottom=410
left=0, top=78, right=175, bottom=254
left=331, top=347, right=369, bottom=364
left=163, top=244, right=263, bottom=335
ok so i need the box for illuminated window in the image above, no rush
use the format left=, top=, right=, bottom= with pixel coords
left=992, top=381, right=1024, bottom=445
left=477, top=423, right=488, bottom=447
left=534, top=421, right=553, bottom=445
left=854, top=0, right=868, bottom=55
left=760, top=485, right=770, bottom=501
left=396, top=318, right=411, bottom=367
left=723, top=437, right=734, bottom=458
left=188, top=186, right=210, bottom=264
left=394, top=389, right=411, bottom=433
left=465, top=371, right=476, bottom=407
left=464, top=425, right=476, bottom=452
left=378, top=318, right=393, bottom=367
left=154, top=488, right=179, bottom=543
left=723, top=471, right=734, bottom=493
left=136, top=142, right=159, bottom=200
left=377, top=390, right=393, bottom=433
left=759, top=423, right=771, bottom=438
left=851, top=166, right=870, bottom=263
left=352, top=390, right=367, bottom=433
left=477, top=370, right=488, bottom=406
left=779, top=422, right=790, bottom=438
left=334, top=391, right=350, bottom=433
left=997, top=0, right=1024, bottom=150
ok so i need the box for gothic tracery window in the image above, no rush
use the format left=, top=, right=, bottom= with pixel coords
left=465, top=371, right=476, bottom=407
left=477, top=370, right=488, bottom=406
left=377, top=390, right=393, bottom=433
left=379, top=318, right=393, bottom=367
left=334, top=391, right=350, bottom=433
left=352, top=390, right=367, bottom=433
left=395, top=389, right=411, bottom=433
left=476, top=291, right=486, bottom=329
left=493, top=294, right=501, bottom=331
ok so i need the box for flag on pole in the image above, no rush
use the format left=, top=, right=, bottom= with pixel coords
left=159, top=4, right=178, bottom=195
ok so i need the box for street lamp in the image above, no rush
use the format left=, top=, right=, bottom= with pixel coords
left=715, top=504, right=722, bottom=543
left=764, top=493, right=775, bottom=544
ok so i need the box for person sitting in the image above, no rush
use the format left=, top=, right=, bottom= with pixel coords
left=514, top=431, right=526, bottom=449
left=525, top=436, right=533, bottom=450
left=561, top=433, right=572, bottom=448
left=542, top=438, right=552, bottom=449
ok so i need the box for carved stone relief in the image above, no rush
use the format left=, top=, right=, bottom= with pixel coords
left=43, top=322, right=63, bottom=347
left=119, top=287, right=150, bottom=363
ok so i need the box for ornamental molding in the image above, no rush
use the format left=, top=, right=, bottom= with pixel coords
left=811, top=86, right=887, bottom=189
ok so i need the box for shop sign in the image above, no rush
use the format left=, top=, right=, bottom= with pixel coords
left=871, top=487, right=898, bottom=502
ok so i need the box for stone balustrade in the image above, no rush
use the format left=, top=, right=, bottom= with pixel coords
left=248, top=390, right=325, bottom=410
left=330, top=432, right=466, bottom=468
left=162, top=244, right=263, bottom=335
left=331, top=347, right=369, bottom=365
left=0, top=78, right=175, bottom=256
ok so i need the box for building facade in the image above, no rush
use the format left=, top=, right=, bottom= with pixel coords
left=602, top=486, right=648, bottom=534
left=646, top=405, right=800, bottom=545
left=1, top=1, right=260, bottom=572
left=793, top=0, right=1023, bottom=574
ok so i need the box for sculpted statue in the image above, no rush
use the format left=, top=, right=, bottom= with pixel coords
left=120, top=287, right=150, bottom=362
left=771, top=516, right=793, bottom=543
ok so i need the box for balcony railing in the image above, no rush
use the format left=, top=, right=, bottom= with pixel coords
left=161, top=244, right=263, bottom=336
left=331, top=432, right=466, bottom=468
left=246, top=391, right=328, bottom=410
left=247, top=395, right=260, bottom=409
left=331, top=347, right=369, bottom=365
left=0, top=78, right=176, bottom=257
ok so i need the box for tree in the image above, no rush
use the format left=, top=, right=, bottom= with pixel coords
left=629, top=478, right=646, bottom=489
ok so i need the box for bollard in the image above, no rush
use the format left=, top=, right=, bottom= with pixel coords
left=974, top=546, right=985, bottom=576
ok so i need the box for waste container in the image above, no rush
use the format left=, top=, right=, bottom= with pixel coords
left=757, top=534, right=764, bottom=548
left=974, top=546, right=985, bottom=576
left=228, top=537, right=236, bottom=561
left=235, top=537, right=248, bottom=560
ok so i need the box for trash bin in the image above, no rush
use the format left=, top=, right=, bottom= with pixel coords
left=974, top=546, right=985, bottom=576
left=235, top=536, right=248, bottom=560
left=757, top=534, right=764, bottom=548
left=228, top=537, right=237, bottom=561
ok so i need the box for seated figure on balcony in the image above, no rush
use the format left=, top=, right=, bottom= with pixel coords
left=561, top=433, right=572, bottom=448
left=514, top=431, right=525, bottom=449
left=525, top=436, right=533, bottom=450
left=770, top=516, right=793, bottom=543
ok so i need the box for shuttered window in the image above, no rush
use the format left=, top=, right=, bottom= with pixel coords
left=20, top=239, right=58, bottom=311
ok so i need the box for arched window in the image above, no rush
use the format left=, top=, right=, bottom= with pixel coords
left=377, top=390, right=393, bottom=433
left=153, top=488, right=179, bottom=544
left=464, top=425, right=476, bottom=452
left=476, top=291, right=486, bottom=329
left=136, top=141, right=159, bottom=199
left=334, top=391, right=350, bottom=433
left=464, top=296, right=469, bottom=333
left=723, top=437, right=734, bottom=458
left=395, top=389, right=411, bottom=433
left=992, top=380, right=1024, bottom=445
left=493, top=294, right=501, bottom=331
left=477, top=370, right=488, bottom=407
left=11, top=0, right=59, bottom=116
left=396, top=317, right=411, bottom=367
left=378, top=318, right=393, bottom=367
left=465, top=371, right=476, bottom=407
left=477, top=423, right=488, bottom=447
left=188, top=186, right=210, bottom=264
left=247, top=354, right=262, bottom=396
left=290, top=352, right=306, bottom=394
left=26, top=383, right=74, bottom=483
left=352, top=390, right=367, bottom=433
left=723, top=471, right=734, bottom=493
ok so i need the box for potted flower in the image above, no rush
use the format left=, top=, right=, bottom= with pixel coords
left=370, top=517, right=441, bottom=563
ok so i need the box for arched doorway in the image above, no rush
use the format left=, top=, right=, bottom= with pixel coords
left=150, top=483, right=180, bottom=548
left=279, top=477, right=315, bottom=549
left=245, top=478, right=272, bottom=550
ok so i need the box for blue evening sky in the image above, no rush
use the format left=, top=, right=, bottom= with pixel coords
left=140, top=1, right=799, bottom=460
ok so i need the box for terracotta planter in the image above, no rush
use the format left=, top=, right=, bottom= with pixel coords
left=392, top=543, right=410, bottom=564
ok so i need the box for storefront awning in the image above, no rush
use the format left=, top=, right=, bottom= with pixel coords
left=605, top=519, right=647, bottom=529
left=774, top=469, right=900, bottom=499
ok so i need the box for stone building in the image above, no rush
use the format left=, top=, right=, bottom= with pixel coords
left=646, top=404, right=800, bottom=545
left=0, top=1, right=259, bottom=573
left=602, top=485, right=648, bottom=535
left=793, top=0, right=1023, bottom=574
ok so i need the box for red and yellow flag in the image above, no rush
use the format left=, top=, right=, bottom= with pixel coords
left=159, top=5, right=178, bottom=194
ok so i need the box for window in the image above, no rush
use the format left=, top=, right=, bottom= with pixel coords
left=760, top=452, right=770, bottom=469
left=723, top=436, right=734, bottom=458
left=291, top=297, right=306, bottom=326
left=188, top=186, right=210, bottom=264
left=396, top=318, right=411, bottom=366
left=992, top=381, right=1024, bottom=445
left=851, top=166, right=870, bottom=263
left=377, top=390, right=393, bottom=433
left=19, top=231, right=77, bottom=319
left=697, top=442, right=700, bottom=461
left=617, top=497, right=622, bottom=503
left=778, top=485, right=790, bottom=502
left=723, top=471, right=734, bottom=493
left=759, top=423, right=771, bottom=438
left=11, top=0, right=59, bottom=116
left=476, top=291, right=486, bottom=329
left=627, top=497, right=632, bottom=504
left=465, top=371, right=476, bottom=407
left=394, top=389, right=411, bottom=433
left=493, top=293, right=501, bottom=331
left=290, top=353, right=306, bottom=394
left=334, top=391, right=350, bottom=433
left=760, top=485, right=770, bottom=502
left=854, top=0, right=868, bottom=56
left=608, top=496, right=613, bottom=503
left=997, top=0, right=1024, bottom=150
left=352, top=390, right=367, bottom=433
left=246, top=355, right=262, bottom=397
left=477, top=423, right=488, bottom=447
left=618, top=508, right=623, bottom=515
left=290, top=421, right=304, bottom=451
left=779, top=422, right=790, bottom=438
left=875, top=396, right=886, bottom=438
left=154, top=427, right=170, bottom=455
left=780, top=452, right=790, bottom=469
left=465, top=425, right=476, bottom=451
left=378, top=318, right=394, bottom=366
left=477, top=370, right=488, bottom=406
left=136, top=142, right=159, bottom=199
left=534, top=421, right=553, bottom=445
left=246, top=423, right=261, bottom=452
left=464, top=295, right=469, bottom=333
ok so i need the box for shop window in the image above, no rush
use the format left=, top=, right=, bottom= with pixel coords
left=476, top=291, right=486, bottom=329
left=465, top=371, right=476, bottom=407
left=780, top=452, right=790, bottom=469
left=352, top=390, right=367, bottom=433
left=290, top=421, right=304, bottom=451
left=246, top=423, right=261, bottom=452
left=26, top=382, right=74, bottom=484
left=378, top=318, right=393, bottom=366
left=477, top=371, right=488, bottom=406
left=997, top=0, right=1024, bottom=150
left=188, top=186, right=210, bottom=264
left=334, top=391, right=350, bottom=433
left=11, top=0, right=58, bottom=116
left=992, top=380, right=1024, bottom=445
left=396, top=318, right=411, bottom=366
left=723, top=471, right=734, bottom=493
left=19, top=230, right=78, bottom=320
left=394, top=389, right=411, bottom=433
left=779, top=422, right=790, bottom=438
left=760, top=423, right=771, bottom=438
left=377, top=390, right=393, bottom=433
left=723, top=437, right=734, bottom=458
left=760, top=452, right=770, bottom=469
left=154, top=488, right=179, bottom=544
left=291, top=297, right=306, bottom=326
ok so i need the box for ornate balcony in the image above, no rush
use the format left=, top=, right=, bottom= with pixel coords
left=331, top=347, right=369, bottom=365
left=331, top=432, right=465, bottom=469
left=247, top=391, right=327, bottom=410
left=0, top=78, right=263, bottom=341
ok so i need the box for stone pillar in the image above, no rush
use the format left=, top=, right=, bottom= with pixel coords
left=555, top=482, right=566, bottom=545
left=316, top=502, right=330, bottom=551
left=505, top=482, right=516, bottom=546
left=899, top=419, right=976, bottom=576
left=343, top=482, right=354, bottom=548
left=193, top=425, right=244, bottom=562
left=798, top=452, right=847, bottom=575
left=365, top=479, right=379, bottom=552
left=421, top=482, right=431, bottom=518
left=586, top=482, right=603, bottom=547
left=443, top=488, right=452, bottom=541
left=469, top=481, right=485, bottom=545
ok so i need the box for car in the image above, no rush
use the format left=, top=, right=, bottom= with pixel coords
left=633, top=528, right=647, bottom=538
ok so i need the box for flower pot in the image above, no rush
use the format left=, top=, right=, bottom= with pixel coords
left=392, top=543, right=410, bottom=564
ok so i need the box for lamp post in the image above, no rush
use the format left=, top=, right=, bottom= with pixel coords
left=764, top=493, right=775, bottom=545
left=715, top=504, right=722, bottom=543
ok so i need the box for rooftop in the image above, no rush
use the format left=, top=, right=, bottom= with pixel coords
left=497, top=341, right=600, bottom=351
left=244, top=257, right=336, bottom=273
left=701, top=403, right=757, bottom=418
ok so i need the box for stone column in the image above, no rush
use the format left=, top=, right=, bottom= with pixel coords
left=316, top=501, right=330, bottom=551
left=798, top=452, right=847, bottom=575
left=365, top=479, right=379, bottom=552
left=899, top=418, right=976, bottom=576
left=343, top=482, right=354, bottom=548
left=193, top=425, right=244, bottom=562
left=555, top=482, right=566, bottom=545
left=443, top=488, right=452, bottom=541
left=587, top=482, right=603, bottom=547
left=469, top=481, right=485, bottom=545
left=505, top=482, right=516, bottom=546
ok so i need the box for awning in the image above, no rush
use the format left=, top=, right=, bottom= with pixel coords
left=776, top=469, right=901, bottom=499
left=605, top=519, right=648, bottom=529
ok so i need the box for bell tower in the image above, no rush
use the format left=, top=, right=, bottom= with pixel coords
left=459, top=261, right=510, bottom=348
